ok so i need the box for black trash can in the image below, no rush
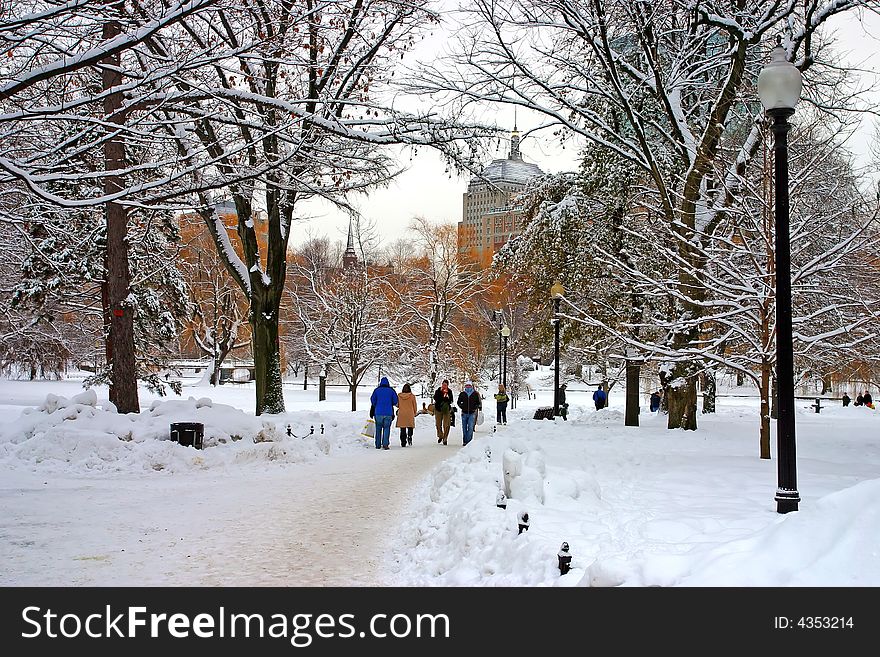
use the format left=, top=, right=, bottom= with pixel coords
left=170, top=422, right=204, bottom=449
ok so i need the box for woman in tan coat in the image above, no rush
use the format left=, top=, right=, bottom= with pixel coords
left=396, top=383, right=418, bottom=446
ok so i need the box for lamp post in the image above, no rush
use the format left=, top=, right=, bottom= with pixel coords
left=501, top=325, right=510, bottom=389
left=758, top=38, right=802, bottom=514
left=550, top=281, right=565, bottom=417
left=493, top=310, right=502, bottom=385
left=319, top=364, right=327, bottom=401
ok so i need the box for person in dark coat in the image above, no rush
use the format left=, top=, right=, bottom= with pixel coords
left=592, top=384, right=606, bottom=411
left=842, top=392, right=851, bottom=407
left=558, top=383, right=568, bottom=420
left=433, top=379, right=454, bottom=445
left=855, top=393, right=864, bottom=406
left=370, top=377, right=398, bottom=450
left=457, top=381, right=482, bottom=445
left=650, top=390, right=662, bottom=412
left=494, top=384, right=509, bottom=425
left=864, top=390, right=874, bottom=409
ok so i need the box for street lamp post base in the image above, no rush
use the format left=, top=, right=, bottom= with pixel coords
left=775, top=488, right=800, bottom=514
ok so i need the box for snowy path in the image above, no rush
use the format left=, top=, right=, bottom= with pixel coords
left=1, top=438, right=453, bottom=586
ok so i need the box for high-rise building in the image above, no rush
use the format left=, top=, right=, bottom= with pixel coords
left=458, top=126, right=544, bottom=267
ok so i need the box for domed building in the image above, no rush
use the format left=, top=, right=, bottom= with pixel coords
left=457, top=126, right=544, bottom=267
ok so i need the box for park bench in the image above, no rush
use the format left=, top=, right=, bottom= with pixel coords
left=533, top=406, right=554, bottom=420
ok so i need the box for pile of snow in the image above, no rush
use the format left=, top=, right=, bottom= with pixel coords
left=389, top=401, right=880, bottom=587
left=0, top=392, right=370, bottom=474
left=390, top=429, right=604, bottom=586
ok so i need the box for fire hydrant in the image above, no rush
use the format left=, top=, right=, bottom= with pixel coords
left=496, top=490, right=507, bottom=509
left=518, top=511, right=530, bottom=534
left=558, top=542, right=572, bottom=575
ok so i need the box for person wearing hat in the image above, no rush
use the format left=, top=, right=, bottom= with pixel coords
left=457, top=381, right=482, bottom=445
left=370, top=376, right=398, bottom=450
left=396, top=383, right=418, bottom=447
left=433, top=379, right=454, bottom=445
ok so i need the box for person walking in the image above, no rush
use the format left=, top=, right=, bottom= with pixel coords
left=842, top=392, right=851, bottom=407
left=370, top=376, right=398, bottom=450
left=433, top=379, right=454, bottom=445
left=457, top=381, right=482, bottom=446
left=592, top=384, right=606, bottom=411
left=494, top=384, right=509, bottom=425
left=558, top=383, right=569, bottom=420
left=396, top=383, right=418, bottom=447
left=650, top=390, right=662, bottom=412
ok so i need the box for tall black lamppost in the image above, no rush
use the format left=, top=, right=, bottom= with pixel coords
left=758, top=38, right=803, bottom=514
left=493, top=310, right=502, bottom=385
left=501, top=325, right=510, bottom=388
left=550, top=281, right=565, bottom=416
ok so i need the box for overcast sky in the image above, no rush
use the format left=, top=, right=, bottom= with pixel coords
left=290, top=8, right=880, bottom=249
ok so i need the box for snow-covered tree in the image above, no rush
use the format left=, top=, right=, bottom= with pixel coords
left=386, top=217, right=486, bottom=391
left=495, top=139, right=662, bottom=425
left=287, top=231, right=405, bottom=411
left=1, top=1, right=495, bottom=416
left=696, top=120, right=880, bottom=456
left=178, top=219, right=250, bottom=386
left=412, top=0, right=877, bottom=429
left=0, top=0, right=217, bottom=411
left=8, top=196, right=187, bottom=396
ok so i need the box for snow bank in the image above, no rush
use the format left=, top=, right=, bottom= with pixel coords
left=389, top=398, right=880, bottom=587
left=390, top=430, right=598, bottom=586
left=0, top=393, right=369, bottom=474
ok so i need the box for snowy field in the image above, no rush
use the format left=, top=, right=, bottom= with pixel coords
left=1, top=373, right=878, bottom=586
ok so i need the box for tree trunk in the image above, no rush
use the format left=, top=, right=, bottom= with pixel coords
left=351, top=381, right=357, bottom=412
left=624, top=360, right=640, bottom=426
left=760, top=361, right=771, bottom=459
left=771, top=374, right=778, bottom=419
left=701, top=370, right=716, bottom=414
left=209, top=340, right=235, bottom=386
left=821, top=375, right=831, bottom=395
left=210, top=356, right=219, bottom=386
left=251, top=290, right=285, bottom=415
left=736, top=371, right=744, bottom=386
left=666, top=365, right=698, bottom=430
left=103, top=9, right=138, bottom=414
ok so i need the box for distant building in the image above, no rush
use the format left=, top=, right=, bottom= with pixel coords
left=457, top=126, right=544, bottom=267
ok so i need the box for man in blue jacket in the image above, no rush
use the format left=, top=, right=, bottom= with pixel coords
left=592, top=385, right=606, bottom=411
left=370, top=377, right=398, bottom=450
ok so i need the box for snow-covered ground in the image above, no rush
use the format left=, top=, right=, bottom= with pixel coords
left=1, top=373, right=878, bottom=586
